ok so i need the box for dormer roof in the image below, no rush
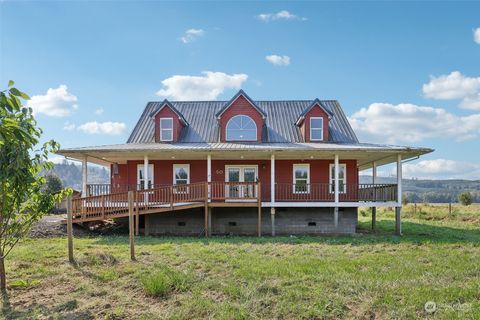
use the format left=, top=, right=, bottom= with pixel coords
left=149, top=99, right=189, bottom=126
left=295, top=98, right=334, bottom=126
left=215, top=90, right=267, bottom=119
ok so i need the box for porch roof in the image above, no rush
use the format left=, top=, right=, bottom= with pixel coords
left=57, top=142, right=433, bottom=170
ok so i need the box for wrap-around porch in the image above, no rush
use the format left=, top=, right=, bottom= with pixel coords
left=68, top=150, right=405, bottom=236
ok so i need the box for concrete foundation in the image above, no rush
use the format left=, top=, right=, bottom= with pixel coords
left=144, top=207, right=358, bottom=236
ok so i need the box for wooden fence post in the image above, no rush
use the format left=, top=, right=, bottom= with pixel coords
left=449, top=202, right=452, bottom=216
left=66, top=195, right=74, bottom=263
left=128, top=191, right=135, bottom=261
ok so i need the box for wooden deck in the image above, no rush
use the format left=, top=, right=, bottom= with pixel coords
left=72, top=182, right=397, bottom=224
left=72, top=182, right=262, bottom=224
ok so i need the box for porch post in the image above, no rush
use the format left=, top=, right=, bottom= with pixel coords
left=334, top=154, right=339, bottom=229
left=270, top=154, right=275, bottom=204
left=372, top=161, right=377, bottom=230
left=207, top=154, right=212, bottom=201
left=396, top=154, right=402, bottom=236
left=82, top=156, right=88, bottom=197
left=143, top=155, right=149, bottom=190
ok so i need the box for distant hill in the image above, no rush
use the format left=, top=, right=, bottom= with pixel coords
left=49, top=161, right=109, bottom=191
left=360, top=175, right=480, bottom=203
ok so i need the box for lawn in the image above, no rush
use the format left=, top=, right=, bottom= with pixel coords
left=1, top=204, right=479, bottom=319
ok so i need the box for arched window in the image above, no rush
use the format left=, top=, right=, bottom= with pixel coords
left=226, top=115, right=257, bottom=141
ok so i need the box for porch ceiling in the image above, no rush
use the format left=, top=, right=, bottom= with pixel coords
left=57, top=142, right=433, bottom=169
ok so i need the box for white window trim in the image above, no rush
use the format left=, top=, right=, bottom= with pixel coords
left=137, top=164, right=154, bottom=189
left=310, top=117, right=324, bottom=141
left=329, top=163, right=347, bottom=194
left=173, top=164, right=190, bottom=194
left=173, top=164, right=190, bottom=185
left=225, top=115, right=258, bottom=141
left=160, top=118, right=173, bottom=142
left=293, top=164, right=310, bottom=194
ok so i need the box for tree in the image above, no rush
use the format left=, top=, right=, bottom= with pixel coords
left=44, top=173, right=63, bottom=195
left=458, top=192, right=473, bottom=206
left=0, top=81, right=69, bottom=292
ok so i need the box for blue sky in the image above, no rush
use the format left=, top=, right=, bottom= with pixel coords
left=1, top=1, right=480, bottom=179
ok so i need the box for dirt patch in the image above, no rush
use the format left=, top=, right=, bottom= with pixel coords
left=29, top=215, right=127, bottom=238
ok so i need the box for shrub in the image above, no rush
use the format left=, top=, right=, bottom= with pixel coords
left=458, top=192, right=473, bottom=206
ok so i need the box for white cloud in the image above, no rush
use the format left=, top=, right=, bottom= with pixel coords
left=77, top=121, right=126, bottom=135
left=402, top=159, right=480, bottom=180
left=257, top=10, right=306, bottom=22
left=94, top=107, right=104, bottom=115
left=63, top=121, right=76, bottom=131
left=349, top=102, right=480, bottom=144
left=474, top=27, right=480, bottom=44
left=180, top=29, right=205, bottom=44
left=265, top=55, right=290, bottom=66
left=27, top=85, right=78, bottom=117
left=422, top=71, right=480, bottom=110
left=156, top=71, right=248, bottom=100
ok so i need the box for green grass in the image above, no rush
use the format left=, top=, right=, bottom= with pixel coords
left=1, top=204, right=480, bottom=319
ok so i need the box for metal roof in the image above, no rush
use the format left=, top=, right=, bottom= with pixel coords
left=127, top=99, right=359, bottom=144
left=59, top=142, right=431, bottom=152
left=57, top=142, right=433, bottom=170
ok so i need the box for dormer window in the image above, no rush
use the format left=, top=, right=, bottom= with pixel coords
left=226, top=115, right=257, bottom=141
left=160, top=118, right=173, bottom=141
left=310, top=117, right=324, bottom=141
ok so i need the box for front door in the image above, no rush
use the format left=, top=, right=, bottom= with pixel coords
left=225, top=166, right=258, bottom=199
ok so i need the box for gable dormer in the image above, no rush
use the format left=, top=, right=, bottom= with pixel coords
left=216, top=90, right=266, bottom=143
left=295, top=99, right=333, bottom=142
left=150, top=100, right=188, bottom=143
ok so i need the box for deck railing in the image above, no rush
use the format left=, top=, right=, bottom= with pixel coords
left=75, top=182, right=398, bottom=222
left=86, top=183, right=397, bottom=202
left=86, top=183, right=168, bottom=196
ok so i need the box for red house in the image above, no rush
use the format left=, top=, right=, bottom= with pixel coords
left=58, top=90, right=432, bottom=236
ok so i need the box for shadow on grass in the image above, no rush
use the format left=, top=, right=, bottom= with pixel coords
left=1, top=292, right=93, bottom=320
left=87, top=219, right=480, bottom=247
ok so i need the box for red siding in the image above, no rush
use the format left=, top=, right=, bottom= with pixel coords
left=219, top=95, right=264, bottom=142
left=300, top=104, right=329, bottom=142
left=275, top=160, right=357, bottom=184
left=110, top=163, right=129, bottom=191
left=125, top=160, right=207, bottom=186
left=154, top=106, right=184, bottom=143
left=111, top=159, right=358, bottom=201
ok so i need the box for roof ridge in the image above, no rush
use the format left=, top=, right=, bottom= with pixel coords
left=147, top=99, right=339, bottom=103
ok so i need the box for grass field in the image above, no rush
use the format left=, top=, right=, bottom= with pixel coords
left=1, top=204, right=479, bottom=319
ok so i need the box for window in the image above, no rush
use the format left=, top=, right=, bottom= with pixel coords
left=173, top=164, right=190, bottom=193
left=160, top=118, right=173, bottom=141
left=310, top=117, right=323, bottom=141
left=137, top=164, right=154, bottom=190
left=329, top=164, right=346, bottom=193
left=293, top=164, right=310, bottom=194
left=226, top=115, right=257, bottom=141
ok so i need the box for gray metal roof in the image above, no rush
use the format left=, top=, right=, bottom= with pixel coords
left=60, top=142, right=431, bottom=152
left=127, top=99, right=359, bottom=144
